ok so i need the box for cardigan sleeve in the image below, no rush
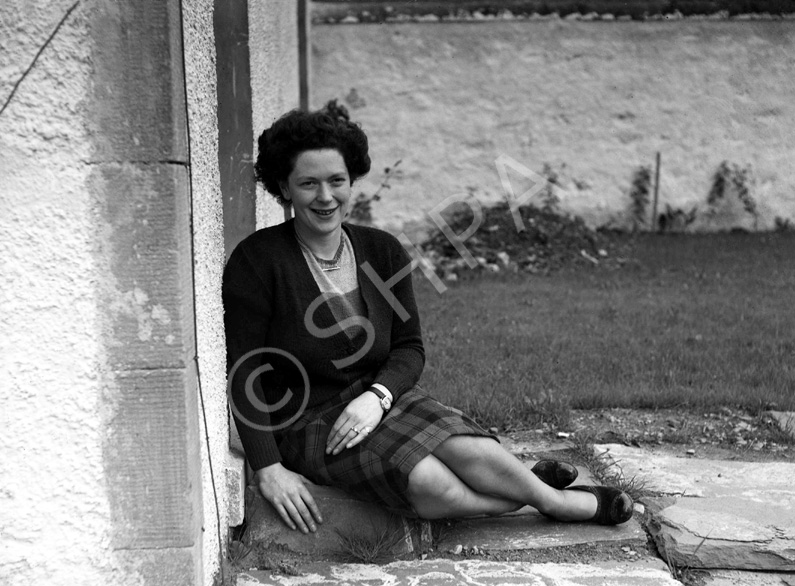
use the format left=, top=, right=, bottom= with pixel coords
left=223, top=243, right=283, bottom=470
left=370, top=238, right=425, bottom=397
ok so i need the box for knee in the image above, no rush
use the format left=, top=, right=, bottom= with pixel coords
left=406, top=456, right=460, bottom=519
left=407, top=456, right=449, bottom=501
left=434, top=435, right=496, bottom=466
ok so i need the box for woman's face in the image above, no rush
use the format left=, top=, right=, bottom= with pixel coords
left=281, top=149, right=351, bottom=239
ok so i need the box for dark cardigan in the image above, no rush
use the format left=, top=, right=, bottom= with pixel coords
left=223, top=220, right=425, bottom=470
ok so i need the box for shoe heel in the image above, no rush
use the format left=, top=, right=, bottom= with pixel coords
left=531, top=460, right=578, bottom=490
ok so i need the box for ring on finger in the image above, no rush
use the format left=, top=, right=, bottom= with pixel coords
left=361, top=426, right=371, bottom=435
left=351, top=427, right=360, bottom=434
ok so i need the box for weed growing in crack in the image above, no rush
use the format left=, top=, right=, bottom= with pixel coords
left=661, top=531, right=710, bottom=586
left=335, top=519, right=406, bottom=563
left=570, top=432, right=650, bottom=502
left=227, top=539, right=252, bottom=567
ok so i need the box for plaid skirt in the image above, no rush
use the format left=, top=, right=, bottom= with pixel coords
left=274, top=380, right=496, bottom=517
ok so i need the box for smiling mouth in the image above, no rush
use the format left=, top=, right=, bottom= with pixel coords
left=312, top=208, right=337, bottom=217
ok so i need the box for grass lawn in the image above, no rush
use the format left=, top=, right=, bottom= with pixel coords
left=414, top=232, right=795, bottom=429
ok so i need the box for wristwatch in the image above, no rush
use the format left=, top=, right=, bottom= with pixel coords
left=368, top=386, right=392, bottom=412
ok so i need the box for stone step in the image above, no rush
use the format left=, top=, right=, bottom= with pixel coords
left=436, top=500, right=647, bottom=554
left=596, top=443, right=795, bottom=572
left=235, top=558, right=684, bottom=586
left=243, top=484, right=422, bottom=557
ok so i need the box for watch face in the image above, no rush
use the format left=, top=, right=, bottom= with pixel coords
left=381, top=397, right=391, bottom=410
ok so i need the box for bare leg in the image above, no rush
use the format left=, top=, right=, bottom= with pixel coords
left=406, top=453, right=524, bottom=519
left=432, top=435, right=599, bottom=521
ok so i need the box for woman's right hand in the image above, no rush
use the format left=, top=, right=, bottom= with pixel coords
left=255, top=463, right=323, bottom=533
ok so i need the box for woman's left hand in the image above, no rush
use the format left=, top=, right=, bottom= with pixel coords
left=326, top=391, right=384, bottom=456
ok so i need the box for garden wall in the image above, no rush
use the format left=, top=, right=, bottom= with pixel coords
left=311, top=20, right=795, bottom=234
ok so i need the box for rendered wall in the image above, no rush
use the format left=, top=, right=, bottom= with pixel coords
left=0, top=3, right=120, bottom=584
left=312, top=21, right=795, bottom=234
left=249, top=0, right=301, bottom=230
left=1, top=2, right=203, bottom=585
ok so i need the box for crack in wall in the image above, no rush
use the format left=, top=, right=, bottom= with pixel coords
left=0, top=0, right=80, bottom=118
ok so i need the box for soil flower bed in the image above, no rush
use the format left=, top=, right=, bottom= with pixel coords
left=420, top=202, right=633, bottom=279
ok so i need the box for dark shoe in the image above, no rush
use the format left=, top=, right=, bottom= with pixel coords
left=565, top=485, right=634, bottom=525
left=531, top=460, right=579, bottom=490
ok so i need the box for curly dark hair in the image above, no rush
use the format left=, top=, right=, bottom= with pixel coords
left=254, top=100, right=371, bottom=206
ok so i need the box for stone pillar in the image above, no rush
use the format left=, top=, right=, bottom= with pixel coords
left=87, top=1, right=203, bottom=584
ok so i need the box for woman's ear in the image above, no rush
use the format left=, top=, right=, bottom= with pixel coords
left=279, top=182, right=290, bottom=201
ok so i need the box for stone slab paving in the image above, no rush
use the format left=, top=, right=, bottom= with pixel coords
left=702, top=569, right=795, bottom=586
left=767, top=411, right=795, bottom=438
left=595, top=443, right=795, bottom=571
left=235, top=559, right=683, bottom=586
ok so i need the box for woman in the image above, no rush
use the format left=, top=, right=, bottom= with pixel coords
left=223, top=101, right=633, bottom=535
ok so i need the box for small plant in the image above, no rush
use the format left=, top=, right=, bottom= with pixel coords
left=227, top=539, right=252, bottom=566
left=348, top=160, right=402, bottom=224
left=571, top=433, right=650, bottom=502
left=661, top=529, right=710, bottom=585
left=335, top=519, right=406, bottom=563
left=707, top=161, right=758, bottom=229
left=775, top=216, right=794, bottom=232
left=540, top=163, right=562, bottom=214
left=657, top=204, right=697, bottom=233
left=226, top=520, right=252, bottom=572
left=629, top=165, right=652, bottom=231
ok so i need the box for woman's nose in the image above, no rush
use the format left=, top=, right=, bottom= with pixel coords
left=316, top=183, right=333, bottom=201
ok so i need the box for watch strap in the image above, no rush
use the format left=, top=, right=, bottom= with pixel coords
left=368, top=386, right=386, bottom=400
left=367, top=386, right=391, bottom=411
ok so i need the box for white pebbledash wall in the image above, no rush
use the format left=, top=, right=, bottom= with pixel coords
left=312, top=21, right=795, bottom=235
left=0, top=2, right=136, bottom=585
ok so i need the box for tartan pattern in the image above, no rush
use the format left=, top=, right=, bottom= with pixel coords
left=276, top=382, right=495, bottom=516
